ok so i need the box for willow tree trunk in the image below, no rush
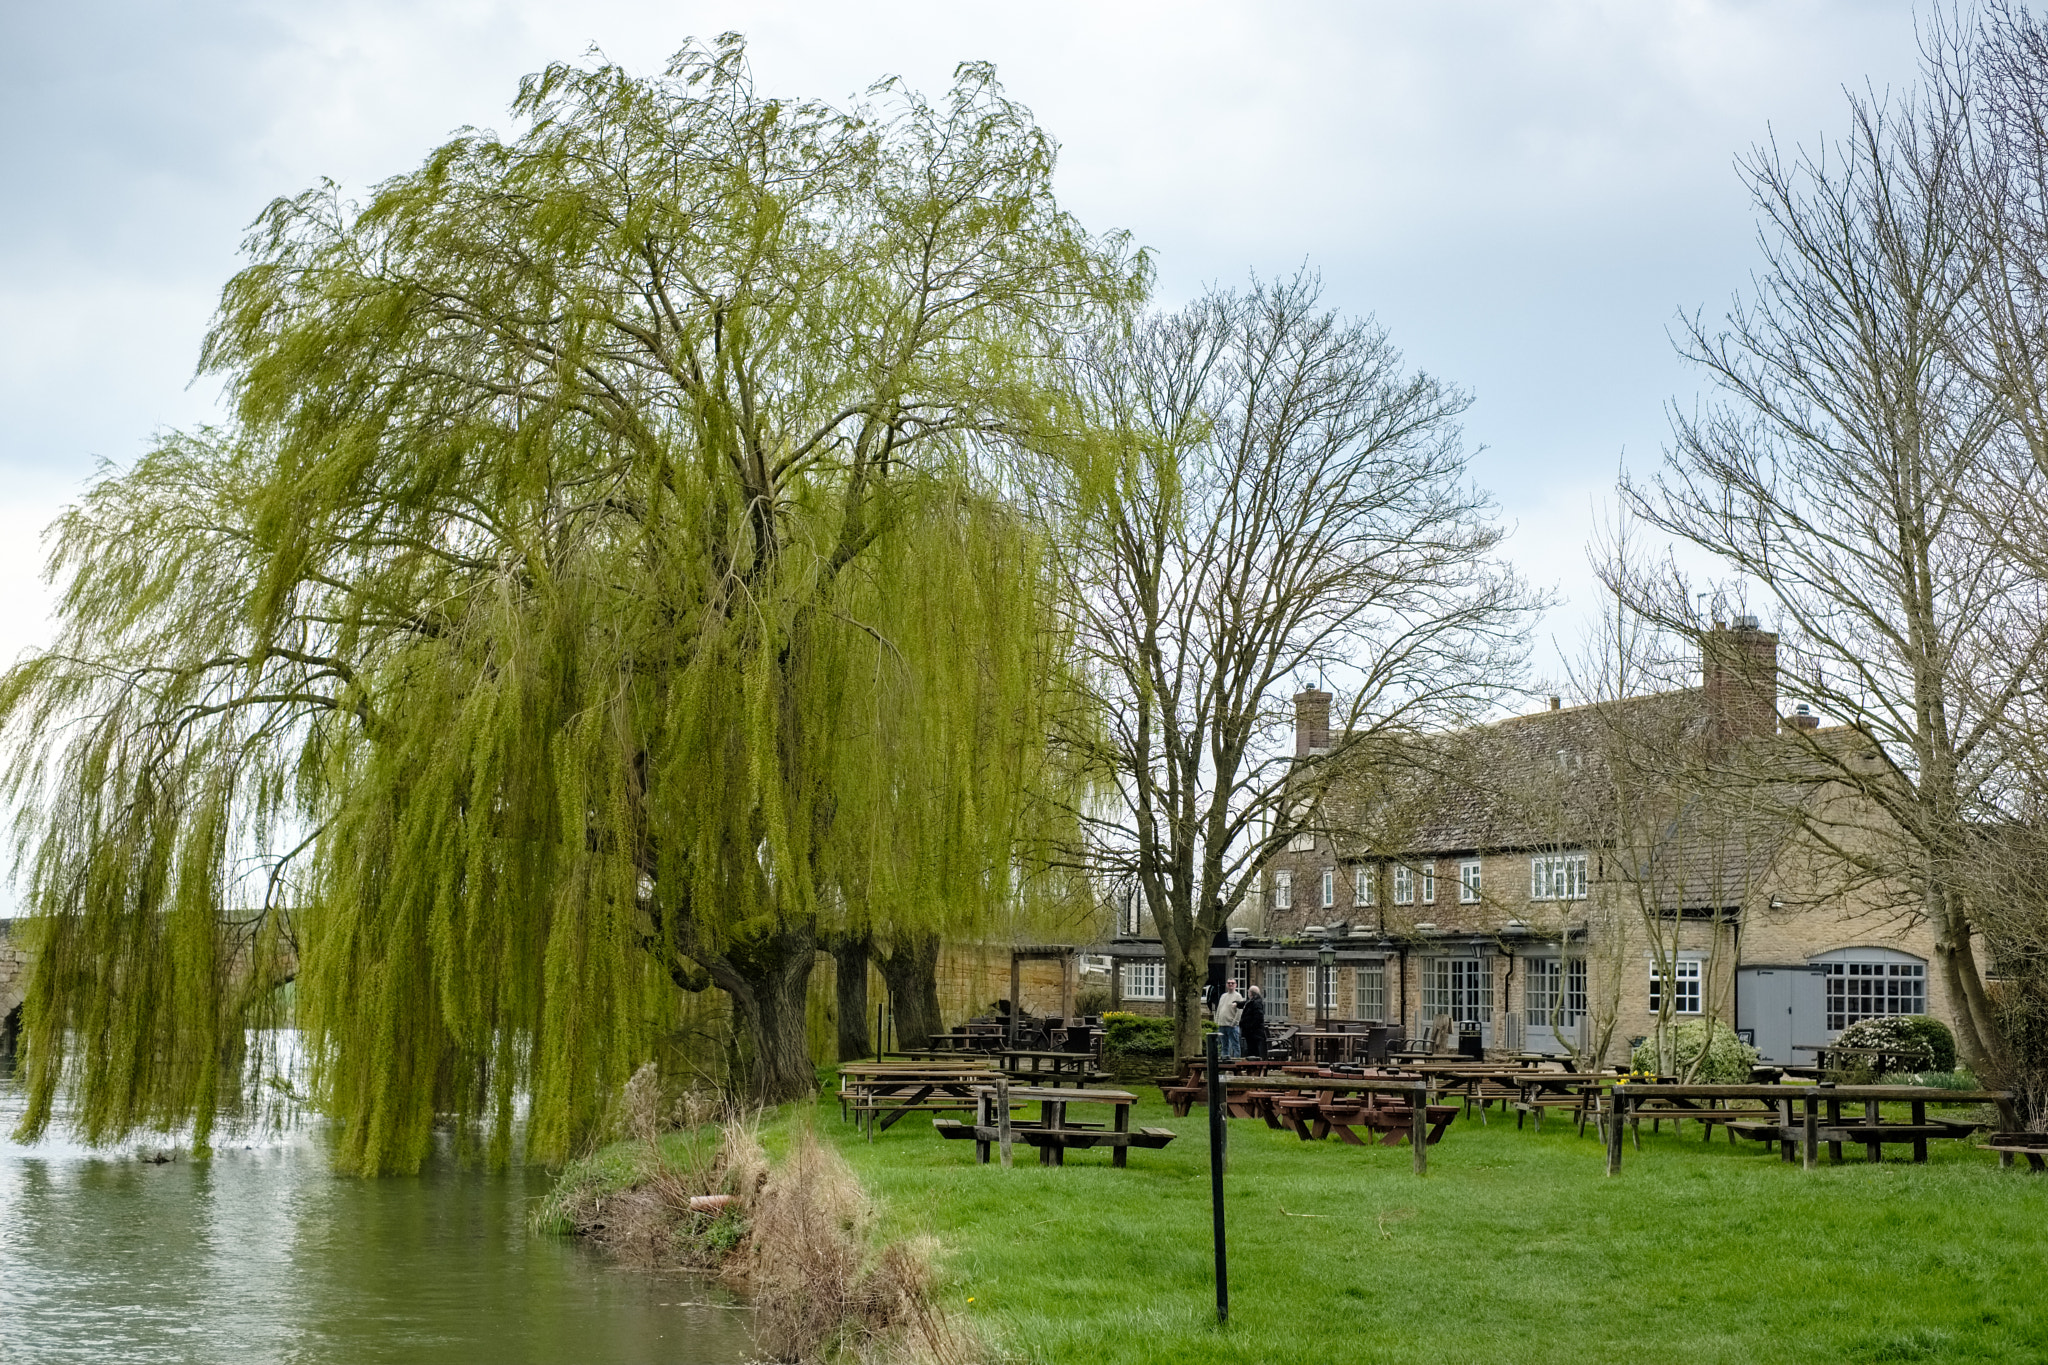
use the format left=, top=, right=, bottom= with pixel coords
left=829, top=932, right=872, bottom=1062
left=875, top=931, right=944, bottom=1051
left=707, top=924, right=820, bottom=1103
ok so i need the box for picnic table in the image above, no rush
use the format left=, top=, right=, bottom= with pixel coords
left=993, top=1049, right=1111, bottom=1083
left=838, top=1061, right=999, bottom=1137
left=1600, top=1083, right=2015, bottom=1173
left=1981, top=1131, right=2048, bottom=1171
left=1225, top=1075, right=1455, bottom=1174
left=932, top=1085, right=1175, bottom=1167
left=1792, top=1043, right=1936, bottom=1078
left=1155, top=1057, right=1289, bottom=1115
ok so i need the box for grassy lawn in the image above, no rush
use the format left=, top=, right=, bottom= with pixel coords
left=795, top=1091, right=2048, bottom=1365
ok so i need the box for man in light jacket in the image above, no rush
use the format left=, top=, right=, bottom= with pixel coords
left=1214, top=981, right=1245, bottom=1060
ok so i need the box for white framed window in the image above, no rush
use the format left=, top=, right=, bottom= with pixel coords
left=1273, top=870, right=1292, bottom=910
left=1263, top=963, right=1291, bottom=1022
left=1420, top=862, right=1435, bottom=904
left=1423, top=956, right=1493, bottom=1024
left=1354, top=864, right=1376, bottom=906
left=1289, top=828, right=1316, bottom=852
left=1530, top=853, right=1588, bottom=901
left=1354, top=960, right=1386, bottom=1021
left=1820, top=954, right=1926, bottom=1031
left=1393, top=865, right=1414, bottom=904
left=1648, top=958, right=1702, bottom=1015
left=1524, top=957, right=1587, bottom=1026
left=1459, top=859, right=1482, bottom=904
left=1122, top=961, right=1165, bottom=1001
left=1232, top=959, right=1253, bottom=992
left=1321, top=867, right=1335, bottom=908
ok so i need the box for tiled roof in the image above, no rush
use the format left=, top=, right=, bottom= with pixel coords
left=1310, top=690, right=1826, bottom=910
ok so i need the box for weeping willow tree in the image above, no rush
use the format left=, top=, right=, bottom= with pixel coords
left=0, top=37, right=1140, bottom=1174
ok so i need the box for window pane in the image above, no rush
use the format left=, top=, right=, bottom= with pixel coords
left=1355, top=962, right=1386, bottom=1020
left=1264, top=963, right=1291, bottom=1022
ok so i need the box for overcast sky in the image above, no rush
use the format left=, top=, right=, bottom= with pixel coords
left=0, top=0, right=1931, bottom=690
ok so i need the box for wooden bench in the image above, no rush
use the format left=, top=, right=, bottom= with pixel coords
left=1981, top=1131, right=2048, bottom=1171
left=1315, top=1098, right=1459, bottom=1148
left=948, top=1086, right=1169, bottom=1168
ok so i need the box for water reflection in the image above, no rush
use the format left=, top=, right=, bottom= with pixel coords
left=0, top=1069, right=755, bottom=1363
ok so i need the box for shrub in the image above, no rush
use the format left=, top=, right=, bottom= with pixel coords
left=1836, top=1014, right=1953, bottom=1075
left=1897, top=1015, right=1958, bottom=1072
left=1101, top=1012, right=1177, bottom=1057
left=1630, top=1019, right=1758, bottom=1083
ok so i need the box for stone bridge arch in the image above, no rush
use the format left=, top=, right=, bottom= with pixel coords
left=0, top=919, right=25, bottom=1053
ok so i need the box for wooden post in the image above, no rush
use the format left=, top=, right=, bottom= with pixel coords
left=1412, top=1086, right=1429, bottom=1175
left=1606, top=1088, right=1626, bottom=1175
left=1205, top=1032, right=1229, bottom=1324
left=1008, top=954, right=1021, bottom=1050
left=996, top=1078, right=1012, bottom=1169
left=1801, top=1093, right=1818, bottom=1170
left=1113, top=1092, right=1130, bottom=1169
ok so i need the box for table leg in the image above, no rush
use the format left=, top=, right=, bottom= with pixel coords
left=1827, top=1097, right=1843, bottom=1164
left=1412, top=1096, right=1429, bottom=1175
left=1802, top=1095, right=1818, bottom=1170
left=1606, top=1092, right=1625, bottom=1176
left=1863, top=1099, right=1881, bottom=1164
left=997, top=1079, right=1012, bottom=1169
left=975, top=1090, right=991, bottom=1165
left=1911, top=1100, right=1927, bottom=1163
left=1778, top=1098, right=1795, bottom=1162
left=1113, top=1100, right=1130, bottom=1168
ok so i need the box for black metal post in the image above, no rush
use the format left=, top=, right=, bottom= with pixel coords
left=1206, top=1031, right=1229, bottom=1324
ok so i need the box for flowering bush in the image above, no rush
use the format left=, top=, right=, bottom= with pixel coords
left=1630, top=1019, right=1758, bottom=1082
left=1836, top=1014, right=1955, bottom=1075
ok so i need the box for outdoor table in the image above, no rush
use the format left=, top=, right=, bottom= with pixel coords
left=1225, top=1075, right=1452, bottom=1173
left=934, top=1085, right=1173, bottom=1167
left=1599, top=1083, right=2015, bottom=1174
left=838, top=1062, right=1000, bottom=1137
left=1793, top=1043, right=1932, bottom=1078
left=994, top=1049, right=1108, bottom=1083
left=1156, top=1058, right=1288, bottom=1115
left=1981, top=1132, right=2048, bottom=1171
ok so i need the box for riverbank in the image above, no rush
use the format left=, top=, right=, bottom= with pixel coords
left=805, top=1092, right=2048, bottom=1365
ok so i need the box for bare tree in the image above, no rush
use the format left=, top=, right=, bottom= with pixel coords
left=1030, top=275, right=1530, bottom=1056
left=1615, top=80, right=2048, bottom=1075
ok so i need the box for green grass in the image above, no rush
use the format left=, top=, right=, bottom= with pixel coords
left=796, top=1094, right=2048, bottom=1365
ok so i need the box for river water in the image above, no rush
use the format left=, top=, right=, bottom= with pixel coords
left=0, top=1064, right=756, bottom=1364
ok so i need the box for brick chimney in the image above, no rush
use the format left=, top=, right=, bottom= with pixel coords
left=1702, top=617, right=1778, bottom=743
left=1293, top=689, right=1332, bottom=756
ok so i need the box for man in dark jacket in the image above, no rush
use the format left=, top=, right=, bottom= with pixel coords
left=1241, top=985, right=1268, bottom=1060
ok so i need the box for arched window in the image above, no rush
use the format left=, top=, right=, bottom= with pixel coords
left=1810, top=947, right=1926, bottom=1031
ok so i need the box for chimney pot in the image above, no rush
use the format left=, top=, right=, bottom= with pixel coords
left=1549, top=696, right=1560, bottom=711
